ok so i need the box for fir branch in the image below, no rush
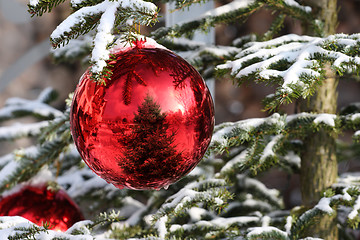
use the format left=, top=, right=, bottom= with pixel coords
left=71, top=0, right=104, bottom=10
left=38, top=109, right=70, bottom=144
left=235, top=174, right=283, bottom=209
left=216, top=33, right=360, bottom=110
left=0, top=111, right=72, bottom=194
left=151, top=0, right=264, bottom=40
left=152, top=179, right=231, bottom=223
left=51, top=35, right=93, bottom=63
left=28, top=0, right=67, bottom=16
left=86, top=210, right=122, bottom=229
left=0, top=88, right=61, bottom=122
left=262, top=14, right=286, bottom=41
left=211, top=113, right=286, bottom=154
left=210, top=111, right=360, bottom=175
left=170, top=216, right=260, bottom=239
left=50, top=0, right=158, bottom=80
left=263, top=0, right=320, bottom=36
left=0, top=216, right=95, bottom=240
left=289, top=189, right=354, bottom=240
left=8, top=224, right=49, bottom=240
left=167, top=0, right=209, bottom=11
left=0, top=121, right=49, bottom=141
left=0, top=133, right=72, bottom=194
left=247, top=226, right=288, bottom=240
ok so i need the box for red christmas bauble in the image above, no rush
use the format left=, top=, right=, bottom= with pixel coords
left=70, top=41, right=214, bottom=190
left=0, top=184, right=84, bottom=231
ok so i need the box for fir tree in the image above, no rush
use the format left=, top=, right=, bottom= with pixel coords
left=117, top=94, right=183, bottom=189
left=0, top=0, right=360, bottom=240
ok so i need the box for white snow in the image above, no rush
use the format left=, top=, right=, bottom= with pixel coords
left=0, top=216, right=94, bottom=240
left=155, top=216, right=168, bottom=239
left=210, top=216, right=259, bottom=227
left=282, top=151, right=301, bottom=168
left=220, top=150, right=248, bottom=173
left=261, top=216, right=271, bottom=227
left=0, top=121, right=49, bottom=140
left=351, top=113, right=360, bottom=121
left=29, top=0, right=39, bottom=6
left=313, top=113, right=337, bottom=127
left=259, top=135, right=283, bottom=163
left=247, top=226, right=287, bottom=238
left=299, top=238, right=323, bottom=240
left=65, top=220, right=93, bottom=235
left=285, top=216, right=292, bottom=234
left=315, top=197, right=333, bottom=214
left=283, top=0, right=312, bottom=13
left=91, top=2, right=119, bottom=73
left=70, top=0, right=87, bottom=7
left=188, top=207, right=207, bottom=222
left=214, top=197, right=224, bottom=205
left=342, top=188, right=352, bottom=201
left=200, top=0, right=256, bottom=21
left=348, top=195, right=360, bottom=219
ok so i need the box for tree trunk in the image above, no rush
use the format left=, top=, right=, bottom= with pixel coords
left=299, top=0, right=338, bottom=239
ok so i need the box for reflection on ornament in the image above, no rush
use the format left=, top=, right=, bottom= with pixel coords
left=70, top=42, right=214, bottom=190
left=0, top=184, right=84, bottom=231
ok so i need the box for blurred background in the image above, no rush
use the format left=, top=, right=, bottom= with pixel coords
left=1, top=0, right=360, bottom=209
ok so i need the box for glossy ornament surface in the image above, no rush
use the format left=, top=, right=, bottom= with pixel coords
left=0, top=185, right=84, bottom=231
left=70, top=42, right=214, bottom=190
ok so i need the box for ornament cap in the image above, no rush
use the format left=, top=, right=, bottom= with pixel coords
left=133, top=38, right=147, bottom=49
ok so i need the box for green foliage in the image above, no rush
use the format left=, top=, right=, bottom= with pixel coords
left=28, top=0, right=67, bottom=16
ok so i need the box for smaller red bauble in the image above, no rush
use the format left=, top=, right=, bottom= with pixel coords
left=0, top=184, right=84, bottom=231
left=70, top=39, right=214, bottom=190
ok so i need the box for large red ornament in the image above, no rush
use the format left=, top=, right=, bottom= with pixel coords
left=70, top=40, right=214, bottom=190
left=0, top=184, right=84, bottom=231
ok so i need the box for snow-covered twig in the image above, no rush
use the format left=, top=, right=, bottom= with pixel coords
left=217, top=33, right=360, bottom=109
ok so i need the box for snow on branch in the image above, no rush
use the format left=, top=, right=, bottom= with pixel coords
left=281, top=0, right=311, bottom=13
left=57, top=165, right=115, bottom=199
left=28, top=0, right=67, bottom=16
left=246, top=188, right=355, bottom=240
left=50, top=0, right=157, bottom=77
left=0, top=110, right=72, bottom=194
left=152, top=179, right=230, bottom=223
left=0, top=88, right=61, bottom=121
left=289, top=189, right=353, bottom=239
left=152, top=0, right=314, bottom=41
left=170, top=216, right=260, bottom=238
left=217, top=33, right=360, bottom=109
left=0, top=121, right=49, bottom=141
left=235, top=174, right=283, bottom=208
left=151, top=0, right=263, bottom=40
left=247, top=226, right=288, bottom=240
left=51, top=36, right=93, bottom=63
left=210, top=111, right=360, bottom=175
